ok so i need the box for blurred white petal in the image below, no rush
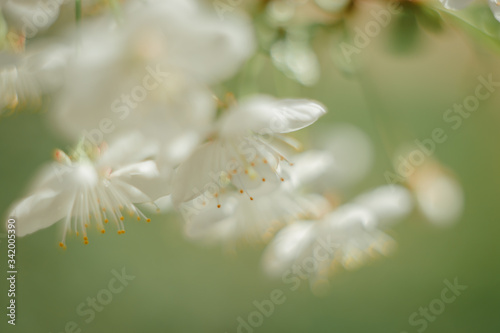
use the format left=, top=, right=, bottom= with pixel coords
left=271, top=38, right=320, bottom=86
left=414, top=173, right=464, bottom=227
left=353, top=185, right=414, bottom=228
left=220, top=95, right=326, bottom=137
left=488, top=0, right=500, bottom=22
left=262, top=221, right=317, bottom=277
left=440, top=0, right=474, bottom=10
left=1, top=0, right=61, bottom=36
left=9, top=189, right=71, bottom=237
left=283, top=150, right=333, bottom=190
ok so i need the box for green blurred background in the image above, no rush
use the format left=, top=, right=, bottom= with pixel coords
left=1, top=7, right=500, bottom=333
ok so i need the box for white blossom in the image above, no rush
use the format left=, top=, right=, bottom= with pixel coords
left=262, top=185, right=413, bottom=290
left=0, top=42, right=70, bottom=113
left=7, top=133, right=171, bottom=248
left=51, top=0, right=254, bottom=165
left=171, top=95, right=327, bottom=207
left=179, top=151, right=332, bottom=246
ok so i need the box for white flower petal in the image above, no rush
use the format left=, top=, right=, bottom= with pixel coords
left=415, top=174, right=464, bottom=227
left=97, top=134, right=152, bottom=168
left=182, top=195, right=240, bottom=243
left=171, top=142, right=226, bottom=206
left=0, top=44, right=71, bottom=111
left=262, top=221, right=317, bottom=277
left=220, top=96, right=326, bottom=137
left=126, top=0, right=254, bottom=83
left=8, top=189, right=71, bottom=237
left=111, top=179, right=153, bottom=204
left=111, top=160, right=172, bottom=201
left=2, top=0, right=61, bottom=35
left=283, top=150, right=333, bottom=190
left=353, top=185, right=413, bottom=228
left=313, top=124, right=373, bottom=190
left=171, top=138, right=284, bottom=206
left=489, top=0, right=500, bottom=22
left=322, top=204, right=377, bottom=231
left=440, top=0, right=474, bottom=10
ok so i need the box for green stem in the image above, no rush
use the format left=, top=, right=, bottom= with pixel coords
left=338, top=18, right=396, bottom=168
left=75, top=0, right=82, bottom=25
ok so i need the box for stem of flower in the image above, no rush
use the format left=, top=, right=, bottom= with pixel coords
left=75, top=0, right=82, bottom=25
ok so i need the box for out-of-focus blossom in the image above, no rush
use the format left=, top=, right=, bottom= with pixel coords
left=440, top=0, right=500, bottom=22
left=264, top=0, right=350, bottom=86
left=266, top=0, right=341, bottom=26
left=391, top=145, right=464, bottom=227
left=312, top=124, right=374, bottom=191
left=271, top=32, right=320, bottom=86
left=262, top=184, right=413, bottom=293
left=180, top=151, right=331, bottom=246
left=171, top=95, right=326, bottom=207
left=7, top=133, right=171, bottom=248
left=0, top=42, right=71, bottom=114
left=52, top=0, right=254, bottom=165
left=409, top=161, right=464, bottom=227
left=314, top=0, right=351, bottom=13
left=0, top=0, right=63, bottom=39
left=182, top=189, right=328, bottom=247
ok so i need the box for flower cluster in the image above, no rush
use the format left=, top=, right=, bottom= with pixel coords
left=1, top=0, right=468, bottom=290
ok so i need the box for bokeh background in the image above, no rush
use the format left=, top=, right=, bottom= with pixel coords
left=1, top=2, right=500, bottom=333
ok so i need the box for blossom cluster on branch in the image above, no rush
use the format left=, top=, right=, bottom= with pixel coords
left=1, top=0, right=471, bottom=291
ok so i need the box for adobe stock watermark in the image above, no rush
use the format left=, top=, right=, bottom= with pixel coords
left=81, top=64, right=170, bottom=149
left=385, top=74, right=499, bottom=185
left=5, top=0, right=68, bottom=46
left=340, top=0, right=402, bottom=64
left=52, top=63, right=170, bottom=182
left=400, top=277, right=467, bottom=333
left=48, top=267, right=135, bottom=333
left=228, top=232, right=348, bottom=332
left=213, top=0, right=244, bottom=20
